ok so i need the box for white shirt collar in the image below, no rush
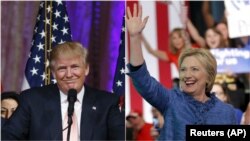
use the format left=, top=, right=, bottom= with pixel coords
left=60, top=86, right=85, bottom=104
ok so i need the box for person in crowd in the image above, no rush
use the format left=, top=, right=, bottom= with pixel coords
left=185, top=17, right=225, bottom=49
left=215, top=22, right=229, bottom=46
left=172, top=78, right=180, bottom=89
left=150, top=107, right=164, bottom=140
left=202, top=1, right=226, bottom=28
left=215, top=21, right=250, bottom=49
left=211, top=83, right=243, bottom=124
left=1, top=91, right=19, bottom=119
left=126, top=110, right=154, bottom=141
left=125, top=4, right=236, bottom=140
left=141, top=28, right=191, bottom=69
left=235, top=36, right=250, bottom=48
left=201, top=2, right=237, bottom=48
left=177, top=3, right=225, bottom=49
left=203, top=27, right=226, bottom=49
left=1, top=91, right=20, bottom=128
left=215, top=22, right=238, bottom=47
left=214, top=73, right=246, bottom=110
left=125, top=121, right=134, bottom=140
left=2, top=42, right=124, bottom=140
left=241, top=102, right=250, bottom=125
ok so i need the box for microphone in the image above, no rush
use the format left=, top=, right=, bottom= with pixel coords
left=54, top=89, right=77, bottom=141
left=67, top=89, right=77, bottom=141
left=67, top=89, right=77, bottom=118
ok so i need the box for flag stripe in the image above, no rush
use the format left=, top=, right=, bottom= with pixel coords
left=140, top=1, right=160, bottom=123
left=156, top=2, right=172, bottom=89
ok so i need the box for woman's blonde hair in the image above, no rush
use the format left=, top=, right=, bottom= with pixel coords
left=178, top=48, right=217, bottom=94
left=49, top=41, right=88, bottom=70
left=169, top=28, right=191, bottom=54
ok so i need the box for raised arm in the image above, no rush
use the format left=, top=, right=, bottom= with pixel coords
left=141, top=34, right=169, bottom=61
left=202, top=1, right=215, bottom=28
left=180, top=5, right=205, bottom=48
left=126, top=3, right=149, bottom=66
left=186, top=19, right=206, bottom=48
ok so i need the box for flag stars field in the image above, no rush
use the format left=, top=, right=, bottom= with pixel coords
left=54, top=10, right=61, bottom=18
left=116, top=80, right=123, bottom=87
left=37, top=15, right=41, bottom=21
left=51, top=35, right=56, bottom=43
left=46, top=5, right=52, bottom=13
left=33, top=55, right=41, bottom=64
left=39, top=30, right=45, bottom=38
left=34, top=27, right=38, bottom=33
left=52, top=79, right=57, bottom=84
left=40, top=72, right=48, bottom=81
left=120, top=68, right=125, bottom=74
left=40, top=2, right=44, bottom=8
left=30, top=67, right=39, bottom=76
left=61, top=27, right=68, bottom=35
left=63, top=15, right=69, bottom=23
left=37, top=42, right=44, bottom=51
left=52, top=23, right=58, bottom=30
left=44, top=18, right=50, bottom=25
left=59, top=39, right=65, bottom=44
left=55, top=0, right=63, bottom=6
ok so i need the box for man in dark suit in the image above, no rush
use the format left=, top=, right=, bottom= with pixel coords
left=2, top=42, right=125, bottom=140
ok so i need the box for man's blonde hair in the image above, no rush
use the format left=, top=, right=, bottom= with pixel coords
left=49, top=41, right=88, bottom=70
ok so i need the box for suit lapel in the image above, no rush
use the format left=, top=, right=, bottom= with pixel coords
left=80, top=86, right=97, bottom=140
left=46, top=85, right=63, bottom=140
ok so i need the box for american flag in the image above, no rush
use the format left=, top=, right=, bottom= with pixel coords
left=22, top=1, right=72, bottom=90
left=112, top=13, right=125, bottom=96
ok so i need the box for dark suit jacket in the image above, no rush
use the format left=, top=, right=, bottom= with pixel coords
left=1, top=117, right=7, bottom=128
left=2, top=84, right=125, bottom=140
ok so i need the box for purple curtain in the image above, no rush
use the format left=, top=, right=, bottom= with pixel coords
left=1, top=1, right=125, bottom=92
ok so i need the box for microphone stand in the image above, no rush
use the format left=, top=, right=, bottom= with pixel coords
left=67, top=115, right=73, bottom=141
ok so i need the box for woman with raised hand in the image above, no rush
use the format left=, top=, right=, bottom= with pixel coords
left=126, top=3, right=236, bottom=140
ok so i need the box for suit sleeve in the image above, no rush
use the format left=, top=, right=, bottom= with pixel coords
left=107, top=95, right=125, bottom=140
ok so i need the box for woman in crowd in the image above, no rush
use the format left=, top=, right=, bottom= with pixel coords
left=186, top=18, right=225, bottom=49
left=211, top=83, right=243, bottom=124
left=141, top=28, right=191, bottom=69
left=1, top=91, right=19, bottom=127
left=1, top=91, right=19, bottom=119
left=150, top=107, right=164, bottom=140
